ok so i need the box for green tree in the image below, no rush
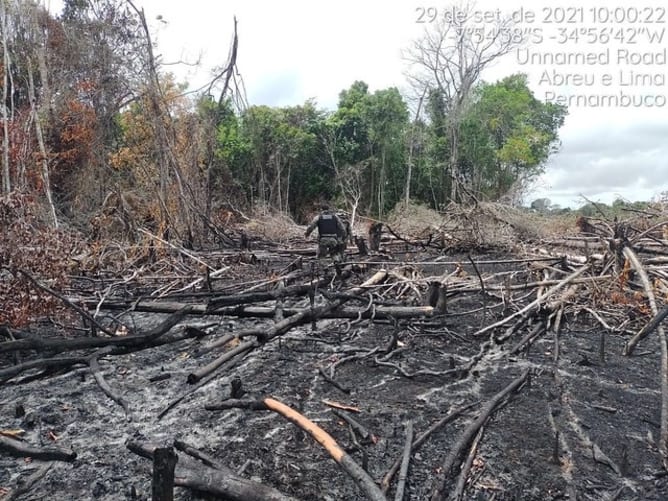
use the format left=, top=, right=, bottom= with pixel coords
left=225, top=101, right=330, bottom=218
left=462, top=74, right=567, bottom=202
left=420, top=88, right=451, bottom=207
left=406, top=1, right=520, bottom=204
left=325, top=81, right=409, bottom=217
left=365, top=87, right=409, bottom=216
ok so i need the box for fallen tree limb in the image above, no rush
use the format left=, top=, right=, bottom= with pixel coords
left=621, top=246, right=668, bottom=473
left=127, top=440, right=299, bottom=501
left=331, top=409, right=372, bottom=442
left=508, top=322, right=546, bottom=355
left=380, top=402, right=478, bottom=494
left=5, top=463, right=53, bottom=501
left=168, top=264, right=230, bottom=296
left=0, top=356, right=88, bottom=382
left=204, top=396, right=386, bottom=500
left=173, top=439, right=228, bottom=471
left=452, top=426, right=485, bottom=501
left=195, top=332, right=236, bottom=357
left=430, top=369, right=530, bottom=500
left=0, top=435, right=77, bottom=462
left=394, top=421, right=413, bottom=501
left=137, top=228, right=215, bottom=271
left=473, top=265, right=590, bottom=337
left=0, top=326, right=205, bottom=383
left=263, top=397, right=387, bottom=501
left=624, top=304, right=668, bottom=356
left=89, top=347, right=130, bottom=419
left=84, top=300, right=434, bottom=320
left=187, top=340, right=257, bottom=384
left=0, top=307, right=191, bottom=354
left=16, top=268, right=115, bottom=337
left=206, top=276, right=332, bottom=309
left=453, top=274, right=610, bottom=295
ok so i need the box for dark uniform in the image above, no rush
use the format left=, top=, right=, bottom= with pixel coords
left=305, top=209, right=348, bottom=261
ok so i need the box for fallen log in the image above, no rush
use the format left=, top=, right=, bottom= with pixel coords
left=187, top=340, right=257, bottom=384
left=88, top=301, right=434, bottom=320
left=0, top=435, right=77, bottom=462
left=0, top=356, right=88, bottom=382
left=0, top=326, right=206, bottom=383
left=624, top=304, right=668, bottom=356
left=206, top=397, right=387, bottom=501
left=206, top=276, right=332, bottom=309
left=0, top=307, right=191, bottom=354
left=127, top=440, right=298, bottom=501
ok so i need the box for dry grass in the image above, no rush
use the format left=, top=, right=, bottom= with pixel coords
left=240, top=206, right=304, bottom=243
left=238, top=200, right=585, bottom=250
left=387, top=202, right=444, bottom=235
left=386, top=201, right=580, bottom=250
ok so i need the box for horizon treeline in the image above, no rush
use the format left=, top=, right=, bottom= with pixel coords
left=1, top=0, right=567, bottom=245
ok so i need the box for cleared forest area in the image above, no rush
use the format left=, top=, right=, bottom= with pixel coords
left=2, top=1, right=667, bottom=500
left=3, top=200, right=668, bottom=501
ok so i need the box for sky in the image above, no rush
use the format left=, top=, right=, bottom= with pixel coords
left=47, top=0, right=668, bottom=208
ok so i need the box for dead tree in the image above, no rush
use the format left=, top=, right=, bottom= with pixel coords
left=405, top=0, right=520, bottom=203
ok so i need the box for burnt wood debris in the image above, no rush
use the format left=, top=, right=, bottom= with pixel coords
left=4, top=205, right=668, bottom=500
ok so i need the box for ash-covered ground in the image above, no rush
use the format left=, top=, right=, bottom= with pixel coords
left=2, top=247, right=667, bottom=501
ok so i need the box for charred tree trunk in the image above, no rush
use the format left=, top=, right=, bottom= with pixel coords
left=152, top=447, right=177, bottom=501
left=369, top=223, right=382, bottom=252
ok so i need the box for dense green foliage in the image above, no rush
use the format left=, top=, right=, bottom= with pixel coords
left=208, top=75, right=565, bottom=221
left=1, top=0, right=568, bottom=234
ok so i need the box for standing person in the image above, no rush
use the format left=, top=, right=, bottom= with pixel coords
left=304, top=204, right=348, bottom=261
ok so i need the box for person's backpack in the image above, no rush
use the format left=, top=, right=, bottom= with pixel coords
left=317, top=213, right=338, bottom=236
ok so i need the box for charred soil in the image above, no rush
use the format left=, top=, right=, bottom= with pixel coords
left=2, top=218, right=668, bottom=501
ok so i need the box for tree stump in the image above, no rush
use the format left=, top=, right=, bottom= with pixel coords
left=152, top=446, right=177, bottom=501
left=355, top=236, right=368, bottom=256
left=368, top=223, right=382, bottom=252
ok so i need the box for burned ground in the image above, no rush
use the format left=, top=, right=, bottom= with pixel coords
left=2, top=212, right=668, bottom=501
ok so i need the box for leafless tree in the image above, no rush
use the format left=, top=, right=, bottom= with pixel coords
left=322, top=129, right=364, bottom=229
left=1, top=1, right=10, bottom=193
left=404, top=87, right=427, bottom=204
left=405, top=1, right=521, bottom=203
left=338, top=163, right=365, bottom=231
